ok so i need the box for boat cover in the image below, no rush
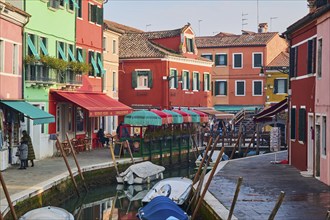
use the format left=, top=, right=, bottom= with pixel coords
left=20, top=206, right=74, bottom=220
left=137, top=196, right=189, bottom=220
left=119, top=161, right=165, bottom=178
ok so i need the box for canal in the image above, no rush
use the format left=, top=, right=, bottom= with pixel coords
left=59, top=162, right=197, bottom=220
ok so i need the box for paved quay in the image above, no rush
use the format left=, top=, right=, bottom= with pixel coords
left=0, top=148, right=138, bottom=216
left=208, top=151, right=330, bottom=220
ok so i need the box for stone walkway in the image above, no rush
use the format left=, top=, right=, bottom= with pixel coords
left=208, top=151, right=330, bottom=220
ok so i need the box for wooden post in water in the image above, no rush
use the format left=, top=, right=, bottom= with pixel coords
left=66, top=133, right=88, bottom=191
left=230, top=132, right=242, bottom=159
left=268, top=191, right=285, bottom=220
left=227, top=177, right=243, bottom=220
left=109, top=143, right=120, bottom=176
left=244, top=131, right=256, bottom=157
left=193, top=137, right=213, bottom=184
left=56, top=137, right=80, bottom=197
left=191, top=146, right=225, bottom=220
left=0, top=171, right=17, bottom=220
left=125, top=140, right=135, bottom=164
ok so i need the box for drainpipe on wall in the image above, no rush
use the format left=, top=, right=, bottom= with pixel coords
left=22, top=0, right=29, bottom=100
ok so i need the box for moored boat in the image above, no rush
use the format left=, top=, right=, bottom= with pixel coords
left=137, top=196, right=189, bottom=220
left=142, top=177, right=192, bottom=205
left=116, top=161, right=165, bottom=185
left=19, top=206, right=74, bottom=220
left=195, top=150, right=229, bottom=168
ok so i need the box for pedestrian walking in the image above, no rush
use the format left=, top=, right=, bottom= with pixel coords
left=21, top=130, right=35, bottom=167
left=18, top=138, right=28, bottom=169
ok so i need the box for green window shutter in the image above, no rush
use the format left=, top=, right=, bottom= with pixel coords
left=215, top=81, right=219, bottom=96
left=299, top=108, right=306, bottom=142
left=92, top=5, right=97, bottom=23
left=187, top=72, right=190, bottom=90
left=82, top=49, right=87, bottom=63
left=197, top=73, right=200, bottom=90
left=132, top=71, right=137, bottom=88
left=174, top=71, right=178, bottom=88
left=291, top=108, right=296, bottom=139
left=97, top=7, right=103, bottom=25
left=148, top=71, right=153, bottom=88
left=274, top=79, right=278, bottom=93
left=27, top=34, right=40, bottom=59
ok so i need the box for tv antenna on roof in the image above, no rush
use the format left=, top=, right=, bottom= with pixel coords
left=270, top=17, right=278, bottom=32
left=242, top=12, right=248, bottom=30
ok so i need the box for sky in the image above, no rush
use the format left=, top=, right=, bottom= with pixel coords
left=104, top=0, right=309, bottom=36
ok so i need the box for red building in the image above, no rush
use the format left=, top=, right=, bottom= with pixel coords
left=117, top=24, right=213, bottom=110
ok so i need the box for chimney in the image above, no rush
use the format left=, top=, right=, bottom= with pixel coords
left=307, top=0, right=317, bottom=13
left=258, top=23, right=268, bottom=33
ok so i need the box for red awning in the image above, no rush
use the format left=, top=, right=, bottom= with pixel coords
left=150, top=109, right=173, bottom=124
left=52, top=91, right=132, bottom=117
left=190, top=109, right=209, bottom=123
left=254, top=98, right=288, bottom=122
left=171, top=109, right=192, bottom=123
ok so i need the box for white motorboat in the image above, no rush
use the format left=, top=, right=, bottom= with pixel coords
left=19, top=206, right=74, bottom=220
left=142, top=177, right=193, bottom=205
left=195, top=150, right=229, bottom=168
left=116, top=161, right=165, bottom=185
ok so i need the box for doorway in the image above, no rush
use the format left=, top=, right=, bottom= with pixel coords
left=307, top=114, right=314, bottom=174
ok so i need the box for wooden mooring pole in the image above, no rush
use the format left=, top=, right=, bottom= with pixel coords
left=125, top=140, right=135, bottom=164
left=109, top=143, right=120, bottom=176
left=193, top=137, right=212, bottom=184
left=66, top=133, right=88, bottom=192
left=191, top=146, right=225, bottom=220
left=268, top=191, right=285, bottom=220
left=0, top=171, right=17, bottom=220
left=227, top=177, right=243, bottom=220
left=230, top=132, right=242, bottom=159
left=56, top=137, right=80, bottom=197
left=244, top=131, right=256, bottom=157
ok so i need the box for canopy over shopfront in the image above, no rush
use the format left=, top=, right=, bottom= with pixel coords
left=197, top=109, right=234, bottom=120
left=189, top=109, right=209, bottom=123
left=254, top=98, right=288, bottom=122
left=52, top=91, right=132, bottom=117
left=124, top=110, right=162, bottom=126
left=162, top=110, right=183, bottom=124
left=171, top=109, right=192, bottom=123
left=0, top=100, right=55, bottom=125
left=180, top=109, right=200, bottom=123
left=150, top=109, right=173, bottom=124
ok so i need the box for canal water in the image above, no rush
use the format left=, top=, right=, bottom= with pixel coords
left=59, top=162, right=197, bottom=220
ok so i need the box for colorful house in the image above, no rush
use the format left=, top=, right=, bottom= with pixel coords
left=49, top=1, right=132, bottom=147
left=0, top=1, right=53, bottom=169
left=196, top=25, right=288, bottom=113
left=284, top=0, right=330, bottom=185
left=117, top=23, right=213, bottom=110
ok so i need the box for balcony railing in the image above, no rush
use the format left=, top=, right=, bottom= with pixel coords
left=25, top=64, right=56, bottom=85
left=25, top=64, right=82, bottom=86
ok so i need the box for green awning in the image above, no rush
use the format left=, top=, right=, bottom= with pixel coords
left=162, top=110, right=183, bottom=124
left=0, top=101, right=55, bottom=125
left=124, top=110, right=162, bottom=126
left=214, top=105, right=262, bottom=113
left=181, top=109, right=200, bottom=123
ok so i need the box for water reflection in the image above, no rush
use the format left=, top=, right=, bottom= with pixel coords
left=60, top=163, right=195, bottom=220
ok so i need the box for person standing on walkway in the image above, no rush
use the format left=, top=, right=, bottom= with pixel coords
left=18, top=139, right=28, bottom=169
left=21, top=130, right=35, bottom=167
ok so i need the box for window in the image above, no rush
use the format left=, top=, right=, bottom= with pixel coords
left=0, top=40, right=3, bottom=72
left=96, top=7, right=103, bottom=25
left=59, top=0, right=64, bottom=7
left=89, top=4, right=102, bottom=24
left=298, top=108, right=306, bottom=142
left=253, top=80, right=262, bottom=96
left=57, top=41, right=67, bottom=61
left=103, top=36, right=107, bottom=51
left=68, top=44, right=75, bottom=62
left=317, top=39, right=322, bottom=78
left=48, top=0, right=60, bottom=9
left=215, top=54, right=227, bottom=66
left=169, top=69, right=178, bottom=89
left=215, top=81, right=227, bottom=96
left=77, top=0, right=82, bottom=18
left=68, top=0, right=74, bottom=11
left=233, top=53, right=242, bottom=68
left=290, top=108, right=296, bottom=139
left=96, top=52, right=102, bottom=77
left=204, top=73, right=210, bottom=91
left=182, top=71, right=190, bottom=90
left=307, top=38, right=316, bottom=74
left=76, top=48, right=84, bottom=63
left=193, top=72, right=200, bottom=91
left=27, top=34, right=36, bottom=57
left=112, top=40, right=117, bottom=54
left=253, top=53, right=262, bottom=68
left=112, top=71, right=116, bottom=92
left=12, top=44, right=18, bottom=74
left=235, top=81, right=245, bottom=96
left=132, top=70, right=153, bottom=89
left=76, top=107, right=84, bottom=132
left=321, top=116, right=326, bottom=156
left=289, top=47, right=298, bottom=77
left=201, top=54, right=212, bottom=61
left=274, top=79, right=287, bottom=94
left=88, top=51, right=95, bottom=76
left=186, top=38, right=194, bottom=53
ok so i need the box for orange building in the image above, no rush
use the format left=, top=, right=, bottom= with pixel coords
left=196, top=24, right=288, bottom=113
left=116, top=23, right=213, bottom=110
